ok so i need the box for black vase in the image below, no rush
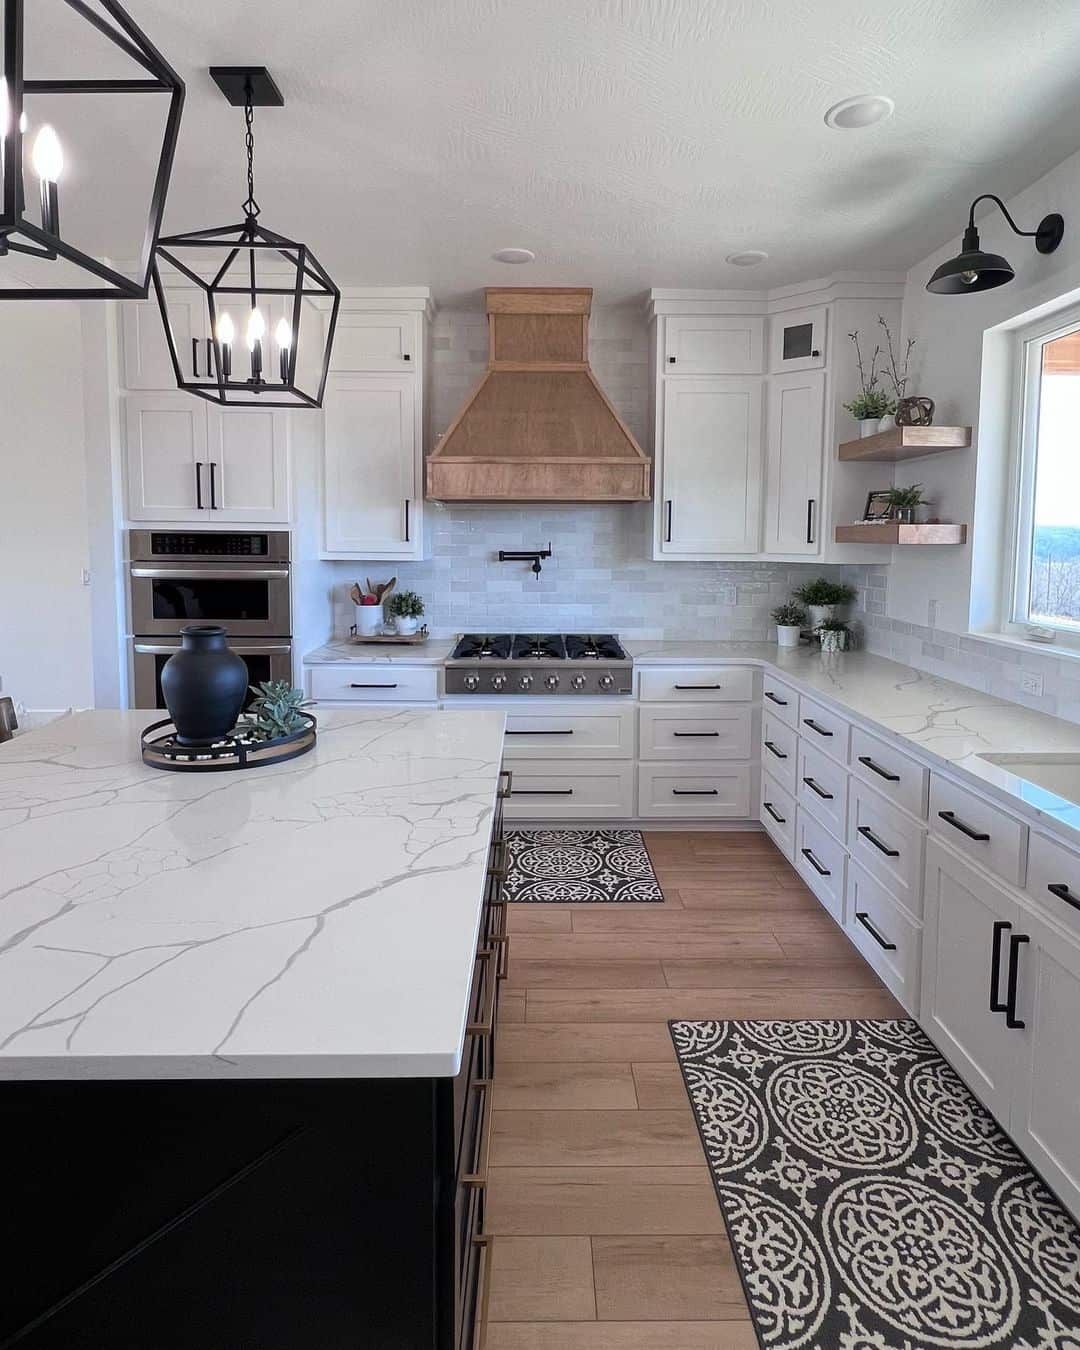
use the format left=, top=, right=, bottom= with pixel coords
left=161, top=625, right=248, bottom=746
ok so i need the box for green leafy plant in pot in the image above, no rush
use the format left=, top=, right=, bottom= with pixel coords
left=843, top=329, right=895, bottom=436
left=239, top=681, right=314, bottom=743
left=386, top=589, right=425, bottom=636
left=886, top=483, right=927, bottom=524
left=792, top=577, right=857, bottom=632
left=770, top=601, right=806, bottom=649
left=818, top=618, right=851, bottom=654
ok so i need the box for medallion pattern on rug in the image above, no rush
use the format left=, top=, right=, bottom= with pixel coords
left=503, top=828, right=663, bottom=902
left=670, top=1018, right=1080, bottom=1350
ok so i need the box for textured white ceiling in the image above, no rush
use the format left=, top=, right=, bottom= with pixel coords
left=10, top=0, right=1080, bottom=304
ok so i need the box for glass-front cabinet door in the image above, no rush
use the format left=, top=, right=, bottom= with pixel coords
left=769, top=305, right=827, bottom=373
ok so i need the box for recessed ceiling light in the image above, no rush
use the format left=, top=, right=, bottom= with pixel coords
left=725, top=250, right=769, bottom=266
left=824, top=94, right=894, bottom=129
left=493, top=247, right=536, bottom=264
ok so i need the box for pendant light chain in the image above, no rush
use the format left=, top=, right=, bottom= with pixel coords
left=241, top=86, right=261, bottom=222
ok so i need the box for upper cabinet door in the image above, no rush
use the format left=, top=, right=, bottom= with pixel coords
left=323, top=374, right=422, bottom=558
left=769, top=305, right=827, bottom=373
left=330, top=312, right=421, bottom=372
left=763, top=370, right=825, bottom=556
left=121, top=292, right=207, bottom=391
left=123, top=394, right=208, bottom=521
left=207, top=408, right=290, bottom=523
left=659, top=376, right=762, bottom=556
left=663, top=316, right=764, bottom=375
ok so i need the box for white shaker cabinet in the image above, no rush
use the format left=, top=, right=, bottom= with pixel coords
left=206, top=406, right=290, bottom=523
left=768, top=304, right=827, bottom=374
left=121, top=292, right=208, bottom=391
left=763, top=370, right=825, bottom=555
left=657, top=376, right=763, bottom=556
left=123, top=394, right=210, bottom=521
left=661, top=315, right=764, bottom=375
left=330, top=311, right=420, bottom=372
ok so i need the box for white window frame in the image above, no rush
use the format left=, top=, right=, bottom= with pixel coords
left=1004, top=303, right=1080, bottom=649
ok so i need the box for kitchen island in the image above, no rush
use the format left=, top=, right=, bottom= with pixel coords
left=0, top=707, right=508, bottom=1349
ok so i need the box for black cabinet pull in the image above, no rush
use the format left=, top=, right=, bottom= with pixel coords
left=1005, top=932, right=1029, bottom=1029
left=764, top=690, right=788, bottom=706
left=349, top=682, right=399, bottom=689
left=806, top=498, right=816, bottom=545
left=938, top=810, right=989, bottom=842
left=191, top=336, right=200, bottom=377
left=990, top=919, right=1011, bottom=1013
left=512, top=788, right=574, bottom=796
left=673, top=789, right=719, bottom=796
left=664, top=500, right=673, bottom=542
left=857, top=825, right=900, bottom=857
left=208, top=460, right=217, bottom=510
left=1048, top=882, right=1080, bottom=911
left=802, top=776, right=833, bottom=800
left=803, top=718, right=833, bottom=737
left=675, top=683, right=722, bottom=691
left=673, top=731, right=720, bottom=738
left=764, top=741, right=787, bottom=760
left=505, top=729, right=573, bottom=736
left=858, top=755, right=900, bottom=783
left=763, top=801, right=785, bottom=824
left=856, top=911, right=897, bottom=950
left=195, top=461, right=204, bottom=510
left=668, top=355, right=676, bottom=364
left=811, top=348, right=820, bottom=357
left=800, top=847, right=830, bottom=877
left=403, top=352, right=411, bottom=361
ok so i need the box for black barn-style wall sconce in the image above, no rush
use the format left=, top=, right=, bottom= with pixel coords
left=926, top=194, right=1065, bottom=295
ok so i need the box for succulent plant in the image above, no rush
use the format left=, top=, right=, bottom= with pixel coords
left=771, top=602, right=807, bottom=627
left=240, top=681, right=313, bottom=742
left=387, top=590, right=425, bottom=619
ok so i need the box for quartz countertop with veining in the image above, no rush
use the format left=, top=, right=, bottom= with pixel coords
left=0, top=707, right=505, bottom=1081
left=626, top=641, right=1080, bottom=842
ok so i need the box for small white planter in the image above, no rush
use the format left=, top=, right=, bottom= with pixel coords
left=878, top=413, right=897, bottom=433
left=354, top=603, right=384, bottom=637
left=393, top=615, right=421, bottom=636
left=776, top=624, right=802, bottom=648
left=859, top=418, right=879, bottom=438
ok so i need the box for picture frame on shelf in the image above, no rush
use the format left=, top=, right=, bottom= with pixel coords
left=862, top=490, right=893, bottom=522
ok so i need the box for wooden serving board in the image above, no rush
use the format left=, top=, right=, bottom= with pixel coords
left=348, top=626, right=430, bottom=646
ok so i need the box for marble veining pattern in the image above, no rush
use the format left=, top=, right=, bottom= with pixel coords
left=0, top=708, right=506, bottom=1081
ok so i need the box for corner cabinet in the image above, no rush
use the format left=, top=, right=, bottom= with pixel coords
left=320, top=292, right=433, bottom=561
left=763, top=370, right=825, bottom=555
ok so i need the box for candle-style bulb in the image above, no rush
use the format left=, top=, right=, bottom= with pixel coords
left=274, top=317, right=292, bottom=349
left=217, top=312, right=235, bottom=345
left=245, top=307, right=266, bottom=350
left=31, top=124, right=63, bottom=181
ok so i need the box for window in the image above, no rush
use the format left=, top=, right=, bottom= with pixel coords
left=1011, top=311, right=1080, bottom=638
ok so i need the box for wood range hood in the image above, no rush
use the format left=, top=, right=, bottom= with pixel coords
left=425, top=287, right=651, bottom=502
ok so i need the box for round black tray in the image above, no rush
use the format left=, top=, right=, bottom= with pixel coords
left=141, top=712, right=317, bottom=772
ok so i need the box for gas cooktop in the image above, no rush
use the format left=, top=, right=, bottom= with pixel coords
left=445, top=633, right=632, bottom=695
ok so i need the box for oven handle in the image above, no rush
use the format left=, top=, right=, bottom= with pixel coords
left=134, top=642, right=293, bottom=655
left=130, top=567, right=290, bottom=581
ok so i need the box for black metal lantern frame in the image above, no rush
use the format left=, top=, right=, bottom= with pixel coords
left=151, top=68, right=340, bottom=409
left=0, top=0, right=184, bottom=299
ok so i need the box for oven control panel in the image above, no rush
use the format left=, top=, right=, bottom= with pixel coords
left=149, top=533, right=269, bottom=556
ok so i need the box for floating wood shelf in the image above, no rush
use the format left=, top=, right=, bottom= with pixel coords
left=838, top=425, right=972, bottom=463
left=834, top=522, right=967, bottom=545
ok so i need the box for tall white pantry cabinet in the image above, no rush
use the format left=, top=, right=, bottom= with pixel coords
left=646, top=278, right=905, bottom=563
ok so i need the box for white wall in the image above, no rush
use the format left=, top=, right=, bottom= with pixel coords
left=0, top=303, right=94, bottom=715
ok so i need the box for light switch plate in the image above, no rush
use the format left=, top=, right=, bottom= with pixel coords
left=1020, top=670, right=1044, bottom=698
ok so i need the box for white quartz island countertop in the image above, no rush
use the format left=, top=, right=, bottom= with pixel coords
left=0, top=707, right=506, bottom=1082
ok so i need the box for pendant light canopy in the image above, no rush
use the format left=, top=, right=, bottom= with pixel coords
left=926, top=193, right=1065, bottom=295
left=151, top=67, right=340, bottom=409
left=0, top=0, right=184, bottom=299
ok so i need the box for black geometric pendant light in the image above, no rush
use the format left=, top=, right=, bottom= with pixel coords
left=151, top=67, right=340, bottom=409
left=926, top=193, right=1065, bottom=295
left=0, top=0, right=184, bottom=299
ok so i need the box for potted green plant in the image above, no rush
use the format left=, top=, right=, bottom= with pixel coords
left=791, top=577, right=857, bottom=631
left=239, top=681, right=314, bottom=742
left=886, top=483, right=927, bottom=524
left=818, top=618, right=851, bottom=654
left=386, top=589, right=425, bottom=636
left=770, top=602, right=806, bottom=649
left=878, top=314, right=916, bottom=432
left=843, top=330, right=895, bottom=436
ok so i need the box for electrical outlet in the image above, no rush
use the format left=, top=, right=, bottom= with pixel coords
left=927, top=598, right=938, bottom=628
left=81, top=568, right=91, bottom=586
left=1020, top=671, right=1044, bottom=698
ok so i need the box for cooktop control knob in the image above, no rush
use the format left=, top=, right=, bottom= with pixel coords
left=463, top=674, right=480, bottom=691
left=598, top=673, right=615, bottom=691
left=491, top=673, right=507, bottom=691
left=544, top=674, right=560, bottom=690
left=570, top=674, right=587, bottom=690
left=518, top=674, right=533, bottom=690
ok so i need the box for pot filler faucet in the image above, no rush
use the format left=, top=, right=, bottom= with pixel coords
left=497, top=544, right=552, bottom=578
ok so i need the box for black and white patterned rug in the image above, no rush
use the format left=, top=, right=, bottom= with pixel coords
left=670, top=1018, right=1080, bottom=1350
left=503, top=829, right=664, bottom=903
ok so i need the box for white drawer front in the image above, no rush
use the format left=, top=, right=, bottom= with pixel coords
left=794, top=810, right=846, bottom=921
left=503, top=705, right=635, bottom=760
left=761, top=675, right=798, bottom=730
left=638, top=763, right=752, bottom=819
left=797, top=695, right=850, bottom=765
left=847, top=778, right=926, bottom=918
left=504, top=761, right=634, bottom=820
left=761, top=711, right=798, bottom=795
left=310, top=665, right=438, bottom=703
left=1026, top=831, right=1080, bottom=943
left=640, top=704, right=752, bottom=761
left=929, top=774, right=1027, bottom=887
left=760, top=771, right=797, bottom=862
left=850, top=724, right=929, bottom=820
left=845, top=861, right=922, bottom=1014
left=797, top=739, right=848, bottom=843
left=638, top=666, right=754, bottom=703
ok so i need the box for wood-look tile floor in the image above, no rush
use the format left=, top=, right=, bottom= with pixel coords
left=486, top=829, right=903, bottom=1350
